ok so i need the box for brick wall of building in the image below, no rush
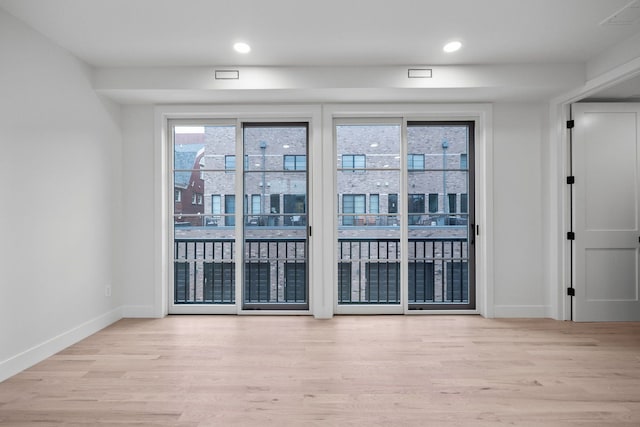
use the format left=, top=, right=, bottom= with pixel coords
left=175, top=123, right=471, bottom=241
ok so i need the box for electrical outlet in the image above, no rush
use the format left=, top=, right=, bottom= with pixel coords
left=105, top=285, right=112, bottom=297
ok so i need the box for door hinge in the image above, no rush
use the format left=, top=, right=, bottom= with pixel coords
left=566, top=176, right=575, bottom=184
left=566, top=120, right=575, bottom=129
left=567, top=287, right=575, bottom=296
left=567, top=231, right=575, bottom=240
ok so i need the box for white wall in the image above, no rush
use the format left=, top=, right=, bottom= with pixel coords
left=0, top=9, right=123, bottom=381
left=118, top=102, right=549, bottom=319
left=492, top=103, right=547, bottom=317
left=121, top=105, right=156, bottom=317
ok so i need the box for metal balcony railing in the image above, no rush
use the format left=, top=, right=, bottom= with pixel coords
left=174, top=238, right=235, bottom=304
left=174, top=238, right=306, bottom=305
left=338, top=238, right=469, bottom=305
left=174, top=237, right=469, bottom=306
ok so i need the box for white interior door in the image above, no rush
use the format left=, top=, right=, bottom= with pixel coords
left=573, top=103, right=640, bottom=321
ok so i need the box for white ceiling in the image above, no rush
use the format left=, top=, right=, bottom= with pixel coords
left=1, top=0, right=639, bottom=68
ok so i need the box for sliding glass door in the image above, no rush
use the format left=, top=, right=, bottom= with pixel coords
left=336, top=121, right=403, bottom=312
left=406, top=122, right=475, bottom=310
left=170, top=121, right=309, bottom=313
left=168, top=113, right=475, bottom=315
left=171, top=123, right=237, bottom=312
left=242, top=123, right=309, bottom=310
left=335, top=120, right=475, bottom=313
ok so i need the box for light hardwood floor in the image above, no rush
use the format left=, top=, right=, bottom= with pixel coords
left=1, top=316, right=639, bottom=426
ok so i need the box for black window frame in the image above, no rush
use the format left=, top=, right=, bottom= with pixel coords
left=283, top=154, right=307, bottom=171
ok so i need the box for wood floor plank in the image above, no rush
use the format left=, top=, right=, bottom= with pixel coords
left=1, top=316, right=639, bottom=426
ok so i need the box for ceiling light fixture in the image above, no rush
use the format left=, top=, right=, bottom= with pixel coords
left=443, top=41, right=462, bottom=53
left=233, top=42, right=251, bottom=54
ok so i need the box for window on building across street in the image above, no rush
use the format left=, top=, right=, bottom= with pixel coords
left=448, top=193, right=457, bottom=213
left=370, top=194, right=379, bottom=214
left=251, top=195, right=261, bottom=214
left=428, top=193, right=438, bottom=213
left=388, top=193, right=398, bottom=214
left=225, top=155, right=249, bottom=172
left=211, top=195, right=221, bottom=214
left=192, top=193, right=197, bottom=204
left=460, top=153, right=468, bottom=169
left=342, top=154, right=366, bottom=172
left=283, top=155, right=306, bottom=171
left=408, top=194, right=425, bottom=225
left=175, top=189, right=182, bottom=202
left=197, top=193, right=203, bottom=205
left=225, top=155, right=235, bottom=172
left=408, top=154, right=425, bottom=170
left=225, top=194, right=235, bottom=226
left=343, top=194, right=365, bottom=226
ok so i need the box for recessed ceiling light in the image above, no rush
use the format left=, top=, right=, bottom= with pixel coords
left=443, top=41, right=462, bottom=53
left=234, top=42, right=251, bottom=54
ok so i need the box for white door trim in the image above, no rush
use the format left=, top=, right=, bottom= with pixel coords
left=154, top=103, right=492, bottom=318
left=571, top=102, right=640, bottom=321
left=549, top=56, right=640, bottom=320
left=323, top=103, right=492, bottom=317
left=156, top=105, right=323, bottom=317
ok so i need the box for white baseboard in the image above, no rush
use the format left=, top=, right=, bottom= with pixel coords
left=493, top=305, right=549, bottom=318
left=0, top=307, right=123, bottom=383
left=122, top=305, right=157, bottom=318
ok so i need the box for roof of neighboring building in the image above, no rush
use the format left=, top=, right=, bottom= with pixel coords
left=174, top=145, right=204, bottom=189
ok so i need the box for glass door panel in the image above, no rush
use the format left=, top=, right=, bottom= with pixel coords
left=242, top=123, right=309, bottom=310
left=172, top=124, right=236, bottom=307
left=336, top=123, right=402, bottom=306
left=407, top=122, right=475, bottom=309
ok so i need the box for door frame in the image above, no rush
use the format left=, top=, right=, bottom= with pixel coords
left=550, top=57, right=640, bottom=321
left=154, top=103, right=493, bottom=318
left=323, top=104, right=492, bottom=316
left=331, top=117, right=478, bottom=314
left=158, top=105, right=323, bottom=317
left=570, top=102, right=640, bottom=321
